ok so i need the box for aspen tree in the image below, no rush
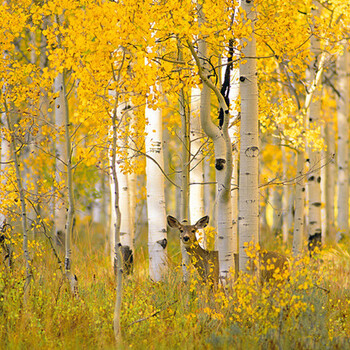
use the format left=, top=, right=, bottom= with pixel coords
left=54, top=70, right=78, bottom=294
left=336, top=43, right=349, bottom=240
left=282, top=148, right=291, bottom=244
left=190, top=86, right=206, bottom=249
left=186, top=2, right=237, bottom=280
left=323, top=110, right=336, bottom=241
left=238, top=0, right=259, bottom=272
left=306, top=2, right=323, bottom=252
left=177, top=42, right=191, bottom=281
left=145, top=86, right=168, bottom=282
left=110, top=103, right=134, bottom=274
left=110, top=96, right=123, bottom=343
left=292, top=45, right=327, bottom=256
left=3, top=104, right=32, bottom=295
left=53, top=72, right=67, bottom=248
left=223, top=41, right=240, bottom=273
left=0, top=85, right=9, bottom=227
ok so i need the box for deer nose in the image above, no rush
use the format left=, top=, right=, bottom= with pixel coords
left=183, top=236, right=190, bottom=242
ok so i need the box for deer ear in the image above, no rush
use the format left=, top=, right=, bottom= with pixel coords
left=167, top=215, right=181, bottom=228
left=195, top=216, right=209, bottom=229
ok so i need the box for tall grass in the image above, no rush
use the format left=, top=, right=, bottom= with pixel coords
left=1, top=223, right=350, bottom=349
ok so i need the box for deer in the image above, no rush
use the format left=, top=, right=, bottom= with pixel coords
left=167, top=215, right=289, bottom=286
left=251, top=249, right=289, bottom=283
left=167, top=215, right=219, bottom=287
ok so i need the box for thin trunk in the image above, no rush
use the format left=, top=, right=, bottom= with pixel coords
left=324, top=121, right=336, bottom=241
left=55, top=71, right=77, bottom=294
left=110, top=95, right=123, bottom=343
left=5, top=106, right=32, bottom=293
left=282, top=147, right=289, bottom=244
left=114, top=104, right=135, bottom=275
left=0, top=83, right=9, bottom=227
left=292, top=151, right=305, bottom=255
left=179, top=64, right=191, bottom=282
left=0, top=86, right=12, bottom=268
left=27, top=30, right=38, bottom=236
left=228, top=64, right=239, bottom=273
left=306, top=21, right=323, bottom=251
left=54, top=19, right=67, bottom=247
left=336, top=43, right=349, bottom=240
left=292, top=12, right=327, bottom=255
left=271, top=187, right=282, bottom=236
left=238, top=0, right=259, bottom=273
left=190, top=86, right=206, bottom=248
left=145, top=86, right=168, bottom=282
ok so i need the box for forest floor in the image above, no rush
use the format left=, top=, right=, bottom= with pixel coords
left=1, top=222, right=350, bottom=349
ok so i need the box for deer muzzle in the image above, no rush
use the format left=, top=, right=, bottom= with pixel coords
left=182, top=235, right=190, bottom=243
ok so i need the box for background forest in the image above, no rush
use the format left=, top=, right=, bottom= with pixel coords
left=1, top=0, right=350, bottom=349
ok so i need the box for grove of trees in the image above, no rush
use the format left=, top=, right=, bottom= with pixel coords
left=1, top=0, right=350, bottom=348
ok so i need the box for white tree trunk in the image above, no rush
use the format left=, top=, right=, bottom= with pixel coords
left=190, top=86, right=206, bottom=248
left=109, top=103, right=135, bottom=273
left=54, top=73, right=68, bottom=247
left=238, top=0, right=259, bottom=272
left=227, top=61, right=239, bottom=273
left=292, top=3, right=326, bottom=255
left=336, top=43, right=349, bottom=240
left=271, top=187, right=282, bottom=236
left=292, top=151, right=305, bottom=255
left=0, top=85, right=9, bottom=225
left=189, top=42, right=234, bottom=279
left=324, top=121, right=336, bottom=241
left=282, top=147, right=290, bottom=244
left=306, top=37, right=323, bottom=250
left=145, top=89, right=168, bottom=282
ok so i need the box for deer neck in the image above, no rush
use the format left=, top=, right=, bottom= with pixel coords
left=185, top=241, right=219, bottom=285
left=185, top=242, right=207, bottom=258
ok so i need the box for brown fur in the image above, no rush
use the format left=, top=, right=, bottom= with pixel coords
left=167, top=215, right=219, bottom=287
left=252, top=250, right=289, bottom=283
left=167, top=215, right=289, bottom=286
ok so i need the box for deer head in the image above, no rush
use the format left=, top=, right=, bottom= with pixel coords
left=167, top=215, right=218, bottom=286
left=166, top=215, right=209, bottom=248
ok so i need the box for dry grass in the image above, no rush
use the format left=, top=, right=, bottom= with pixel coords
left=1, top=224, right=350, bottom=349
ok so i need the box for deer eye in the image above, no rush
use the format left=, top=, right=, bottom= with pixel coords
left=191, top=230, right=196, bottom=233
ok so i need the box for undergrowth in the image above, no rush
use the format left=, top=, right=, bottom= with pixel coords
left=1, top=224, right=350, bottom=349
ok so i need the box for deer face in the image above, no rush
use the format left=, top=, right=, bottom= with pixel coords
left=167, top=215, right=209, bottom=248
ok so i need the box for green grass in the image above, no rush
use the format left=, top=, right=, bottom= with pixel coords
left=1, top=223, right=350, bottom=349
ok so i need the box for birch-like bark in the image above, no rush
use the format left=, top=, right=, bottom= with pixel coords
left=292, top=42, right=326, bottom=255
left=239, top=0, right=259, bottom=272
left=226, top=58, right=239, bottom=273
left=282, top=147, right=290, bottom=244
left=110, top=104, right=134, bottom=274
left=190, top=87, right=206, bottom=249
left=54, top=71, right=77, bottom=293
left=324, top=121, right=336, bottom=241
left=336, top=43, right=349, bottom=240
left=54, top=80, right=67, bottom=248
left=179, top=69, right=191, bottom=282
left=187, top=39, right=235, bottom=279
left=306, top=10, right=323, bottom=250
left=271, top=187, right=282, bottom=236
left=5, top=105, right=32, bottom=292
left=145, top=87, right=168, bottom=282
left=292, top=151, right=305, bottom=255
left=110, top=94, right=123, bottom=343
left=0, top=84, right=9, bottom=227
